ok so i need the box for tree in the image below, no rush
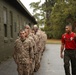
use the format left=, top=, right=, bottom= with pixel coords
left=30, top=0, right=76, bottom=39
left=30, top=1, right=45, bottom=26
left=44, top=0, right=56, bottom=26
left=50, top=0, right=76, bottom=38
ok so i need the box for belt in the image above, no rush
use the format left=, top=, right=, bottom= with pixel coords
left=65, top=49, right=76, bottom=50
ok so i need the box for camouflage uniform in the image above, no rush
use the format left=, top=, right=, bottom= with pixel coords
left=34, top=30, right=42, bottom=72
left=43, top=32, right=47, bottom=51
left=40, top=31, right=47, bottom=54
left=13, top=38, right=34, bottom=75
left=34, top=30, right=47, bottom=72
left=28, top=33, right=37, bottom=75
left=39, top=30, right=44, bottom=54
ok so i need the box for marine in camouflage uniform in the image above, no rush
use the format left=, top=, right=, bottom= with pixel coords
left=40, top=31, right=47, bottom=55
left=42, top=31, right=47, bottom=52
left=13, top=30, right=34, bottom=75
left=33, top=25, right=42, bottom=72
left=25, top=26, right=37, bottom=75
left=33, top=25, right=47, bottom=72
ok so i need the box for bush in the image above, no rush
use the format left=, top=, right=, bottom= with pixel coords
left=45, top=31, right=53, bottom=39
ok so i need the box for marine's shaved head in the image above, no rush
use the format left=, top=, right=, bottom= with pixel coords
left=65, top=24, right=72, bottom=33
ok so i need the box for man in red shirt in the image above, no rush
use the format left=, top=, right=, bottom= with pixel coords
left=60, top=25, right=76, bottom=75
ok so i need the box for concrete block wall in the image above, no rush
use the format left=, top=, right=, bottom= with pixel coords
left=0, top=0, right=34, bottom=62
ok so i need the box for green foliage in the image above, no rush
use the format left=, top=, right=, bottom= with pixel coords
left=30, top=1, right=41, bottom=12
left=43, top=25, right=53, bottom=39
left=30, top=0, right=76, bottom=39
left=45, top=31, right=53, bottom=39
left=30, top=1, right=45, bottom=26
left=50, top=0, right=76, bottom=39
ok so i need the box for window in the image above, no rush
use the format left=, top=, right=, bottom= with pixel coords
left=4, top=24, right=7, bottom=37
left=20, top=17, right=22, bottom=30
left=17, top=15, right=19, bottom=31
left=17, top=15, right=20, bottom=31
left=0, top=17, right=1, bottom=30
left=14, top=22, right=17, bottom=32
left=3, top=7, right=7, bottom=37
left=29, top=23, right=31, bottom=27
left=10, top=11, right=13, bottom=38
left=24, top=21, right=26, bottom=27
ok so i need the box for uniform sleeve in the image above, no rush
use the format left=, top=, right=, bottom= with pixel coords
left=29, top=41, right=34, bottom=60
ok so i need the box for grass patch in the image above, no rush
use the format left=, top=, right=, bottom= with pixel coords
left=46, top=39, right=61, bottom=44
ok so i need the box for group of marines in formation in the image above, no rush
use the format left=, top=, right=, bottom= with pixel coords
left=13, top=25, right=47, bottom=75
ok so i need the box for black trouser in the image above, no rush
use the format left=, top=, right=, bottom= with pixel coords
left=64, top=50, right=76, bottom=75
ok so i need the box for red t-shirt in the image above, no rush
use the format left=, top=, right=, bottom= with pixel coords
left=61, top=32, right=76, bottom=50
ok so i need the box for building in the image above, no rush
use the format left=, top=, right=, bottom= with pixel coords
left=0, top=0, right=37, bottom=62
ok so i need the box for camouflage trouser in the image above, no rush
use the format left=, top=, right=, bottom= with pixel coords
left=64, top=50, right=76, bottom=75
left=17, top=63, right=30, bottom=75
left=30, top=60, right=35, bottom=75
left=34, top=53, right=40, bottom=72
